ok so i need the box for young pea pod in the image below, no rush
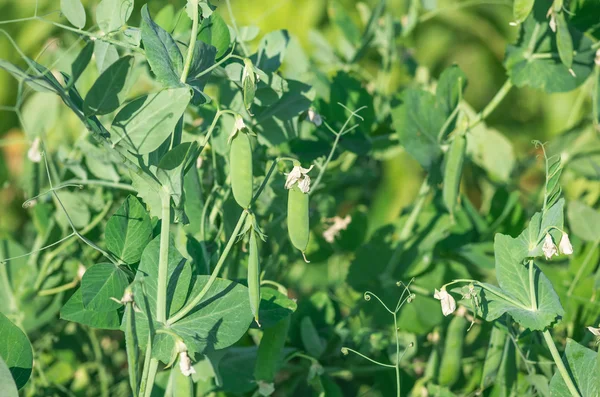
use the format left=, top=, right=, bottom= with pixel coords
left=438, top=314, right=468, bottom=387
left=248, top=230, right=261, bottom=326
left=124, top=299, right=139, bottom=396
left=287, top=185, right=310, bottom=261
left=242, top=58, right=256, bottom=112
left=480, top=324, right=507, bottom=390
left=443, top=134, right=466, bottom=219
left=230, top=130, right=253, bottom=208
left=254, top=315, right=291, bottom=383
left=555, top=12, right=574, bottom=70
left=490, top=335, right=517, bottom=396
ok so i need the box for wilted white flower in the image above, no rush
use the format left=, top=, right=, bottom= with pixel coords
left=434, top=288, right=456, bottom=316
left=323, top=215, right=352, bottom=243
left=176, top=340, right=195, bottom=377
left=28, top=137, right=42, bottom=163
left=587, top=326, right=600, bottom=336
left=307, top=108, right=322, bottom=127
left=543, top=233, right=558, bottom=260
left=297, top=174, right=311, bottom=193
left=549, top=14, right=556, bottom=32
left=227, top=115, right=246, bottom=144
left=559, top=233, right=573, bottom=255
left=77, top=264, right=86, bottom=280
left=257, top=381, right=275, bottom=396
left=595, top=49, right=600, bottom=66
left=196, top=156, right=203, bottom=169
left=284, top=165, right=313, bottom=190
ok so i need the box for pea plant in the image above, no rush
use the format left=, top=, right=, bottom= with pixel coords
left=0, top=0, right=600, bottom=396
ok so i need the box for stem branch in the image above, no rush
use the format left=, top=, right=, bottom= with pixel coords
left=542, top=330, right=580, bottom=397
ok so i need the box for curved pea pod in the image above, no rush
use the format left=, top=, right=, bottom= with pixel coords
left=443, top=134, right=466, bottom=219
left=480, top=324, right=506, bottom=390
left=248, top=230, right=260, bottom=326
left=438, top=314, right=468, bottom=387
left=287, top=185, right=310, bottom=261
left=254, top=315, right=291, bottom=383
left=242, top=58, right=256, bottom=112
left=229, top=131, right=253, bottom=208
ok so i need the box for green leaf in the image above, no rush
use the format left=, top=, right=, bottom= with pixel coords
left=256, top=287, right=297, bottom=329
left=61, top=0, right=86, bottom=29
left=94, top=41, right=119, bottom=73
left=0, top=59, right=59, bottom=93
left=567, top=201, right=600, bottom=242
left=83, top=55, right=133, bottom=116
left=21, top=92, right=59, bottom=138
left=513, top=0, right=535, bottom=23
left=466, top=122, right=515, bottom=182
left=157, top=142, right=197, bottom=210
left=105, top=195, right=153, bottom=264
left=81, top=263, right=130, bottom=311
left=69, top=41, right=94, bottom=87
left=0, top=357, right=19, bottom=397
left=0, top=312, right=33, bottom=389
left=436, top=65, right=467, bottom=117
left=198, top=12, right=230, bottom=58
left=549, top=339, right=598, bottom=397
left=555, top=12, right=574, bottom=69
left=392, top=88, right=444, bottom=169
left=141, top=4, right=183, bottom=87
left=254, top=30, right=289, bottom=73
left=505, top=12, right=595, bottom=93
left=328, top=1, right=361, bottom=46
left=110, top=87, right=191, bottom=155
left=96, top=0, right=133, bottom=33
left=54, top=190, right=91, bottom=230
left=60, top=288, right=121, bottom=329
left=300, top=316, right=325, bottom=358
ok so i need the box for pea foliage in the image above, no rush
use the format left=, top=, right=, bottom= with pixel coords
left=0, top=0, right=599, bottom=396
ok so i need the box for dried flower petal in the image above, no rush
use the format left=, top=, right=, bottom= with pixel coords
left=434, top=288, right=456, bottom=316
left=543, top=233, right=558, bottom=260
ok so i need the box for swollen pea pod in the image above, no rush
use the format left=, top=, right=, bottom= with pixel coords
left=480, top=324, right=506, bottom=390
left=230, top=130, right=253, bottom=209
left=443, top=134, right=466, bottom=219
left=438, top=314, right=468, bottom=387
left=248, top=229, right=261, bottom=326
left=287, top=185, right=310, bottom=262
left=254, top=315, right=291, bottom=383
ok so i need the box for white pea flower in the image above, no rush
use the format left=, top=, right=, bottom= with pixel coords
left=587, top=326, right=600, bottom=336
left=28, top=137, right=42, bottom=163
left=542, top=233, right=558, bottom=260
left=549, top=14, right=556, bottom=32
left=434, top=288, right=456, bottom=316
left=307, top=108, right=322, bottom=127
left=298, top=174, right=311, bottom=193
left=176, top=340, right=196, bottom=377
left=559, top=233, right=573, bottom=255
left=323, top=215, right=352, bottom=243
left=284, top=165, right=313, bottom=190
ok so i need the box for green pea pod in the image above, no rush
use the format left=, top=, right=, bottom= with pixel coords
left=254, top=315, right=291, bottom=383
left=230, top=131, right=253, bottom=208
left=124, top=301, right=139, bottom=396
left=424, top=340, right=440, bottom=381
left=248, top=230, right=260, bottom=326
left=242, top=58, right=256, bottom=111
left=490, top=337, right=517, bottom=397
left=166, top=366, right=193, bottom=397
left=480, top=324, right=507, bottom=390
left=512, top=0, right=534, bottom=23
left=438, top=314, right=468, bottom=387
left=443, top=135, right=466, bottom=218
left=287, top=185, right=310, bottom=259
left=555, top=12, right=573, bottom=70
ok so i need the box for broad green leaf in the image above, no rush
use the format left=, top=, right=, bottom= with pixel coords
left=505, top=12, right=595, bottom=93
left=254, top=30, right=289, bottom=73
left=256, top=287, right=297, bottom=329
left=567, top=201, right=600, bottom=242
left=81, top=263, right=130, bottom=311
left=105, top=195, right=153, bottom=264
left=198, top=12, right=231, bottom=58
left=0, top=313, right=33, bottom=389
left=130, top=170, right=162, bottom=218
left=549, top=339, right=598, bottom=397
left=436, top=65, right=467, bottom=117
left=0, top=357, right=18, bottom=397
left=141, top=4, right=183, bottom=87
left=21, top=92, right=59, bottom=138
left=54, top=190, right=91, bottom=230
left=513, top=0, right=535, bottom=23
left=392, top=88, right=444, bottom=169
left=61, top=0, right=86, bottom=29
left=69, top=41, right=94, bottom=87
left=83, top=55, right=133, bottom=116
left=555, top=12, right=574, bottom=69
left=186, top=41, right=216, bottom=105
left=96, top=0, right=133, bottom=33
left=156, top=142, right=197, bottom=209
left=60, top=288, right=121, bottom=329
left=0, top=59, right=58, bottom=93
left=110, top=87, right=191, bottom=155
left=94, top=41, right=119, bottom=73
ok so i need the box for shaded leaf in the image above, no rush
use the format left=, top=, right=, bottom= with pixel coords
left=105, top=195, right=153, bottom=264
left=549, top=339, right=598, bottom=397
left=0, top=357, right=18, bottom=397
left=60, top=289, right=121, bottom=329
left=198, top=12, right=230, bottom=58
left=83, top=55, right=133, bottom=116
left=81, top=263, right=129, bottom=311
left=0, top=313, right=33, bottom=389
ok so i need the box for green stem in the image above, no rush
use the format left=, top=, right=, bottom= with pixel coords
left=167, top=210, right=248, bottom=324
left=528, top=260, right=537, bottom=310
left=443, top=279, right=530, bottom=310
left=141, top=358, right=159, bottom=397
left=62, top=179, right=137, bottom=192
left=38, top=279, right=79, bottom=296
left=156, top=190, right=171, bottom=323
left=341, top=348, right=395, bottom=368
left=138, top=339, right=153, bottom=397
left=471, top=79, right=513, bottom=128
left=88, top=328, right=110, bottom=397
left=225, top=0, right=249, bottom=56
left=180, top=0, right=199, bottom=83
left=310, top=131, right=343, bottom=194
left=393, top=313, right=401, bottom=397
left=542, top=330, right=581, bottom=397
left=567, top=239, right=600, bottom=296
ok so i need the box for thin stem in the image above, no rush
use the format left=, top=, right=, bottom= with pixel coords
left=156, top=190, right=171, bottom=323
left=225, top=0, right=249, bottom=56
left=88, top=329, right=110, bottom=397
left=393, top=313, right=401, bottom=397
left=167, top=210, right=248, bottom=324
left=567, top=239, right=600, bottom=296
left=341, top=348, right=396, bottom=368
left=180, top=0, right=199, bottom=83
left=470, top=79, right=513, bottom=128
left=542, top=330, right=581, bottom=397
left=62, top=179, right=137, bottom=192
left=38, top=279, right=79, bottom=296
left=195, top=45, right=236, bottom=79
left=528, top=260, right=537, bottom=310
left=443, top=279, right=530, bottom=310
left=142, top=358, right=159, bottom=397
